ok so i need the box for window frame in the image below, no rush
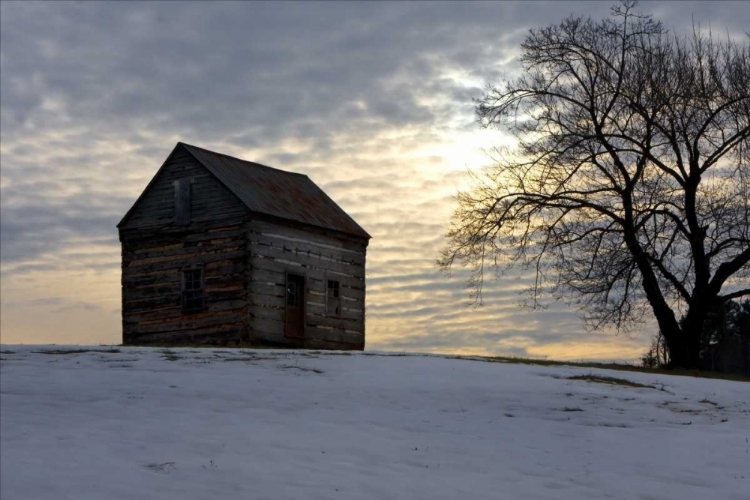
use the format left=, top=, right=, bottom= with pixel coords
left=326, top=278, right=342, bottom=317
left=173, top=177, right=193, bottom=226
left=181, top=267, right=205, bottom=313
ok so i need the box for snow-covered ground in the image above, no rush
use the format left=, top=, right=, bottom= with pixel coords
left=1, top=346, right=748, bottom=500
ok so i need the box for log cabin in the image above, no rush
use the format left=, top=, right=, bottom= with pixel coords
left=117, top=142, right=370, bottom=349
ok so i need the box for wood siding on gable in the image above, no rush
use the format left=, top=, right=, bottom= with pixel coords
left=247, top=218, right=367, bottom=350
left=120, top=148, right=248, bottom=231
left=119, top=147, right=250, bottom=345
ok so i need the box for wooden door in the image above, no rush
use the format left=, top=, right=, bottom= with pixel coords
left=285, top=273, right=305, bottom=338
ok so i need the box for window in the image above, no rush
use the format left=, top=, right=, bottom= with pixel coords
left=173, top=178, right=192, bottom=225
left=327, top=279, right=341, bottom=316
left=182, top=268, right=204, bottom=312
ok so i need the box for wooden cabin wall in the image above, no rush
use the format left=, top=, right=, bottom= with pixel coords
left=119, top=148, right=249, bottom=345
left=247, top=218, right=367, bottom=350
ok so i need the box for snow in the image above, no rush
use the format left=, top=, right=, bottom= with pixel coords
left=1, top=346, right=748, bottom=500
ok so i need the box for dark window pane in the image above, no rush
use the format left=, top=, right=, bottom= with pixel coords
left=327, top=280, right=341, bottom=315
left=182, top=269, right=204, bottom=311
left=173, top=178, right=192, bottom=225
left=287, top=282, right=297, bottom=307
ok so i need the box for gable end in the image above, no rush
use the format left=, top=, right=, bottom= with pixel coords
left=117, top=144, right=248, bottom=231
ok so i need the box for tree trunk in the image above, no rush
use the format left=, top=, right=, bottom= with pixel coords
left=666, top=303, right=708, bottom=369
left=660, top=322, right=686, bottom=368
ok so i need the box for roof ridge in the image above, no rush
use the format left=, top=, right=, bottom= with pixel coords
left=178, top=142, right=308, bottom=177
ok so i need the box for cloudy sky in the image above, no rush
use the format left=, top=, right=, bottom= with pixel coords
left=1, top=1, right=748, bottom=360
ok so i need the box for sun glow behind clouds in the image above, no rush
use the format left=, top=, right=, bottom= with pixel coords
left=3, top=1, right=746, bottom=360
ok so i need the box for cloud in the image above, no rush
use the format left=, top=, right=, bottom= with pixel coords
left=2, top=1, right=748, bottom=359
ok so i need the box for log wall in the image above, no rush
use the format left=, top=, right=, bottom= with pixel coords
left=119, top=148, right=250, bottom=345
left=247, top=217, right=367, bottom=350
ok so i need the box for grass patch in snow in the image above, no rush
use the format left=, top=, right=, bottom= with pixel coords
left=160, top=350, right=181, bottom=361
left=144, top=462, right=175, bottom=474
left=566, top=374, right=656, bottom=389
left=222, top=356, right=277, bottom=362
left=699, top=398, right=719, bottom=406
left=444, top=354, right=750, bottom=382
left=281, top=365, right=324, bottom=374
left=33, top=348, right=121, bottom=355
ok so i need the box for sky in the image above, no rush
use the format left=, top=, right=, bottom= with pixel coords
left=1, top=1, right=749, bottom=360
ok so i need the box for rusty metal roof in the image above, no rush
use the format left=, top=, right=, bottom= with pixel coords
left=180, top=143, right=370, bottom=239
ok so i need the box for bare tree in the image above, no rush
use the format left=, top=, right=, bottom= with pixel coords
left=439, top=1, right=750, bottom=369
left=641, top=331, right=670, bottom=369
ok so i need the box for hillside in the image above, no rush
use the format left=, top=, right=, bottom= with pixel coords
left=1, top=347, right=748, bottom=499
